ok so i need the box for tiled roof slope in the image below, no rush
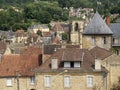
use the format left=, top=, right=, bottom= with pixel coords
left=110, top=23, right=120, bottom=38
left=83, top=12, right=113, bottom=35
left=0, top=47, right=42, bottom=77
left=37, top=47, right=110, bottom=72
left=89, top=46, right=112, bottom=60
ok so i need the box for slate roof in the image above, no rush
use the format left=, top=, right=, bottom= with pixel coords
left=83, top=12, right=113, bottom=35
left=110, top=23, right=120, bottom=38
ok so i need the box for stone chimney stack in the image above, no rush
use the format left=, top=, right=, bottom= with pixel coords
left=105, top=16, right=110, bottom=27
left=51, top=59, right=58, bottom=69
left=95, top=59, right=101, bottom=70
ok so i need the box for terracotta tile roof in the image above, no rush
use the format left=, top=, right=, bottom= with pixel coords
left=0, top=46, right=42, bottom=77
left=27, top=33, right=38, bottom=43
left=62, top=49, right=84, bottom=61
left=89, top=46, right=112, bottom=60
left=36, top=48, right=93, bottom=71
left=52, top=22, right=70, bottom=33
left=52, top=36, right=61, bottom=44
left=42, top=32, right=51, bottom=37
left=36, top=47, right=109, bottom=73
left=66, top=45, right=80, bottom=48
left=15, top=30, right=26, bottom=37
left=43, top=45, right=61, bottom=54
left=0, top=41, right=6, bottom=54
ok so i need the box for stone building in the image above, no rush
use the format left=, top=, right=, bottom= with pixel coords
left=70, top=21, right=84, bottom=48
left=82, top=12, right=113, bottom=50
left=35, top=47, right=111, bottom=90
left=0, top=46, right=42, bottom=90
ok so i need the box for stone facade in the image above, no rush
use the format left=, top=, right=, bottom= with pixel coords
left=36, top=72, right=107, bottom=90
left=102, top=54, right=120, bottom=89
left=0, top=77, right=36, bottom=90
left=83, top=35, right=112, bottom=50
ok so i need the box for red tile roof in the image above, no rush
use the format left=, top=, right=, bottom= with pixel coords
left=89, top=46, right=112, bottom=60
left=36, top=47, right=111, bottom=73
left=0, top=47, right=42, bottom=77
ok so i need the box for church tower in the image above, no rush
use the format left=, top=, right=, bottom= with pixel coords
left=70, top=20, right=84, bottom=48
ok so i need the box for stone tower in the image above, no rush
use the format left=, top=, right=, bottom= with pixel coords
left=70, top=20, right=84, bottom=48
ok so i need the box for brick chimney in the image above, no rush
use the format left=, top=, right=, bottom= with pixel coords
left=105, top=16, right=110, bottom=27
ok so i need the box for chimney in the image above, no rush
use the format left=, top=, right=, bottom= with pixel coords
left=105, top=16, right=110, bottom=27
left=51, top=59, right=58, bottom=69
left=95, top=59, right=101, bottom=70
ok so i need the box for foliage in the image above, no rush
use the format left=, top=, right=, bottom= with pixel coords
left=0, top=0, right=120, bottom=31
left=37, top=30, right=42, bottom=36
left=61, top=33, right=68, bottom=40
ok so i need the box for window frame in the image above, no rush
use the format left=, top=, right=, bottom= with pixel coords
left=64, top=76, right=70, bottom=88
left=87, top=75, right=94, bottom=87
left=74, top=61, right=81, bottom=68
left=30, top=76, right=35, bottom=85
left=44, top=75, right=51, bottom=87
left=64, top=62, right=70, bottom=68
left=6, top=77, right=12, bottom=86
left=103, top=36, right=107, bottom=44
left=91, top=36, right=95, bottom=45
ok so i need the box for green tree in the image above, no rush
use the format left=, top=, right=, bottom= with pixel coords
left=61, top=33, right=68, bottom=40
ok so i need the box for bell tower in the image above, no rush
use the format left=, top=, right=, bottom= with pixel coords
left=70, top=20, right=84, bottom=48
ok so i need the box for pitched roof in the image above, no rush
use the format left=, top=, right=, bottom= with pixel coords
left=0, top=46, right=42, bottom=77
left=43, top=44, right=61, bottom=54
left=110, top=23, right=120, bottom=38
left=89, top=46, right=112, bottom=60
left=62, top=49, right=84, bottom=61
left=36, top=47, right=108, bottom=73
left=52, top=22, right=70, bottom=33
left=83, top=12, right=113, bottom=35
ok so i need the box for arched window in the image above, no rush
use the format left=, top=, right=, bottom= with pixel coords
left=74, top=23, right=79, bottom=31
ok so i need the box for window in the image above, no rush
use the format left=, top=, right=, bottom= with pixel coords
left=74, top=62, right=81, bottom=68
left=91, top=36, right=95, bottom=45
left=30, top=77, right=35, bottom=85
left=87, top=76, right=93, bottom=87
left=44, top=76, right=51, bottom=87
left=64, top=62, right=81, bottom=68
left=64, top=62, right=70, bottom=68
left=64, top=76, right=70, bottom=87
left=115, top=50, right=119, bottom=55
left=103, top=37, right=107, bottom=44
left=7, top=77, right=12, bottom=86
left=74, top=23, right=79, bottom=31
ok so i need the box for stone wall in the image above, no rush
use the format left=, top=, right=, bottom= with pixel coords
left=0, top=77, right=36, bottom=90
left=36, top=72, right=106, bottom=90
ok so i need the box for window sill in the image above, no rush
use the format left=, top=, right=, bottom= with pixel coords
left=6, top=85, right=12, bottom=87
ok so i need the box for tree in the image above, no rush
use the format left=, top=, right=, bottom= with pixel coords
left=37, top=30, right=42, bottom=37
left=61, top=33, right=68, bottom=40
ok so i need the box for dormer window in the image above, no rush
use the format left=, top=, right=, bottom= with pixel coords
left=64, top=61, right=81, bottom=68
left=74, top=62, right=81, bottom=68
left=64, top=62, right=70, bottom=68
